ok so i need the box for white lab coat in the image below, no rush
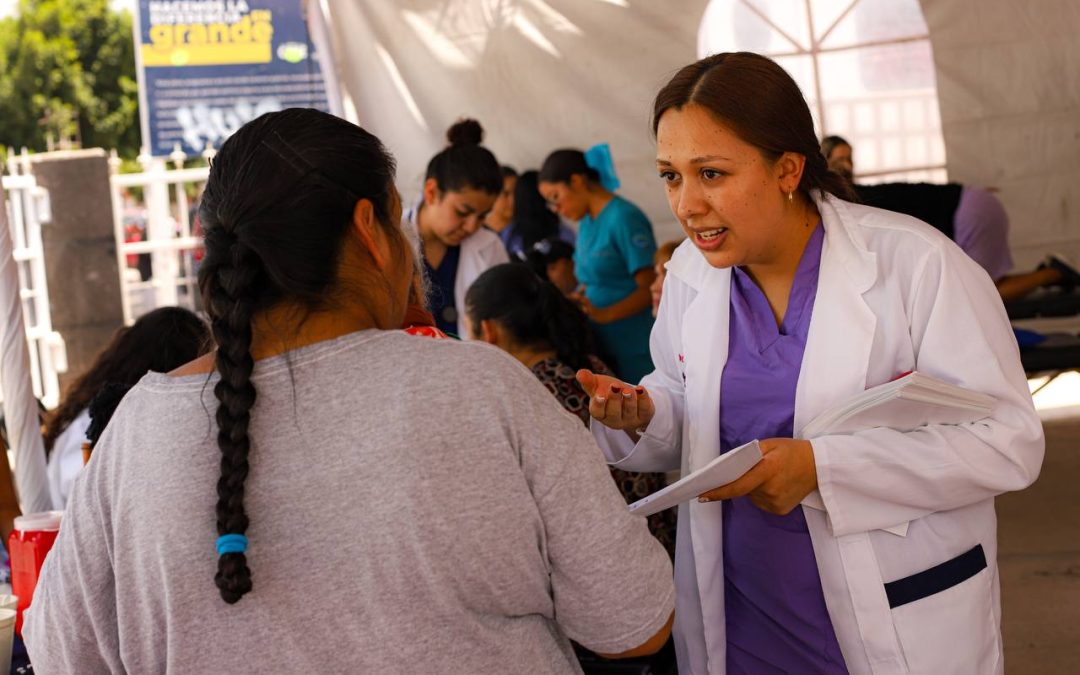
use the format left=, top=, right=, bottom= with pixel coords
left=592, top=192, right=1044, bottom=674
left=403, top=201, right=510, bottom=337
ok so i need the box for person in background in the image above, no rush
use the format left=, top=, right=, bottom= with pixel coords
left=465, top=262, right=676, bottom=557
left=539, top=146, right=657, bottom=383
left=501, top=170, right=576, bottom=257
left=521, top=237, right=579, bottom=297
left=404, top=118, right=510, bottom=337
left=41, top=306, right=210, bottom=509
left=25, top=109, right=674, bottom=673
left=583, top=53, right=1043, bottom=674
left=650, top=240, right=682, bottom=317
left=821, top=135, right=1080, bottom=302
left=483, top=165, right=518, bottom=236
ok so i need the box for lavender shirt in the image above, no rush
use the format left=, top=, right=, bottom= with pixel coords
left=953, top=186, right=1014, bottom=282
left=719, top=225, right=848, bottom=674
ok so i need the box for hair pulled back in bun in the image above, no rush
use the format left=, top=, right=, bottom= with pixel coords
left=446, top=118, right=484, bottom=147
left=425, top=117, right=501, bottom=194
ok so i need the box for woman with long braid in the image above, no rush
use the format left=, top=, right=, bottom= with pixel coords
left=24, top=109, right=674, bottom=672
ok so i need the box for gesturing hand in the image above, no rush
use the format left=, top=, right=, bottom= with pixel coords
left=697, top=438, right=818, bottom=515
left=571, top=288, right=611, bottom=324
left=576, top=369, right=655, bottom=433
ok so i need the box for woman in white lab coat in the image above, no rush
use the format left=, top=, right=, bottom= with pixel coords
left=403, top=118, right=509, bottom=338
left=581, top=52, right=1044, bottom=675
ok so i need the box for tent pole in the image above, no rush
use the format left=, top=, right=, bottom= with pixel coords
left=0, top=174, right=53, bottom=514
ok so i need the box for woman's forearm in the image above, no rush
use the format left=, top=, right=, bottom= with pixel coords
left=597, top=285, right=653, bottom=323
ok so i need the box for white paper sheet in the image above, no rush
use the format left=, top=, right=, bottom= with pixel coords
left=628, top=440, right=762, bottom=517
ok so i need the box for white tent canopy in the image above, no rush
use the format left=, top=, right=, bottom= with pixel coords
left=921, top=0, right=1080, bottom=268
left=312, top=0, right=1080, bottom=264
left=313, top=0, right=708, bottom=242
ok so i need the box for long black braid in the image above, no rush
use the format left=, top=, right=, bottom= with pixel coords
left=197, top=108, right=400, bottom=603
left=204, top=230, right=261, bottom=602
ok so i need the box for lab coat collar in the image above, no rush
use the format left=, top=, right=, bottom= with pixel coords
left=794, top=191, right=878, bottom=432
left=663, top=188, right=880, bottom=462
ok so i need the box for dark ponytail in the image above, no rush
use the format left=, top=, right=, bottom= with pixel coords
left=424, top=118, right=503, bottom=195
left=507, top=170, right=561, bottom=251
left=197, top=108, right=401, bottom=603
left=520, top=237, right=574, bottom=279
left=538, top=149, right=599, bottom=186
left=465, top=263, right=594, bottom=371
left=652, top=52, right=856, bottom=202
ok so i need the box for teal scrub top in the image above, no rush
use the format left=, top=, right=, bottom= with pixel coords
left=574, top=195, right=657, bottom=383
left=575, top=195, right=657, bottom=306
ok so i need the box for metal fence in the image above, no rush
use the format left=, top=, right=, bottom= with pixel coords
left=2, top=150, right=65, bottom=409
left=108, top=146, right=212, bottom=325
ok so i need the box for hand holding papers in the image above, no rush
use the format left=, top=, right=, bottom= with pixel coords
left=627, top=372, right=996, bottom=517
left=628, top=441, right=762, bottom=518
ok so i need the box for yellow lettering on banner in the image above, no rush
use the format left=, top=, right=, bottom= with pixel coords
left=187, top=24, right=207, bottom=45
left=208, top=23, right=228, bottom=44
left=143, top=12, right=275, bottom=67
left=252, top=21, right=272, bottom=43
left=230, top=16, right=251, bottom=42
left=149, top=24, right=174, bottom=49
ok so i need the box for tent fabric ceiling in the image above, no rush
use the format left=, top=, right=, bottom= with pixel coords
left=318, top=0, right=709, bottom=242
left=318, top=0, right=1079, bottom=262
left=920, top=0, right=1080, bottom=268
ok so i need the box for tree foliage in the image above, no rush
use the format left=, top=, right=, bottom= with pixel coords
left=0, top=0, right=139, bottom=157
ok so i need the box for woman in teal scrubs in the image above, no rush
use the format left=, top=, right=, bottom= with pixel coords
left=539, top=146, right=657, bottom=383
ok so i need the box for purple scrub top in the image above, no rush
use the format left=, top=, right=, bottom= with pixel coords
left=718, top=224, right=848, bottom=674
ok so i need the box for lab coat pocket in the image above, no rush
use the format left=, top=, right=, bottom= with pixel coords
left=889, top=545, right=997, bottom=674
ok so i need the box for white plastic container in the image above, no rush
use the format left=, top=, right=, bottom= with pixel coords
left=0, top=607, right=16, bottom=673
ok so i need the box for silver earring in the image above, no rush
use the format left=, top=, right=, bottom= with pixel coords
left=788, top=191, right=794, bottom=202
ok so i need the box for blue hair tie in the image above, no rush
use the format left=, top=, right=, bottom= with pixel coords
left=584, top=143, right=621, bottom=192
left=216, top=533, right=249, bottom=556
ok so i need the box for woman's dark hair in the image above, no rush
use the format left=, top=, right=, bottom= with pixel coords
left=465, top=263, right=594, bottom=371
left=43, top=306, right=211, bottom=453
left=424, top=118, right=503, bottom=195
left=520, top=237, right=574, bottom=275
left=501, top=165, right=518, bottom=179
left=85, top=382, right=133, bottom=450
left=652, top=52, right=856, bottom=201
left=197, top=107, right=401, bottom=604
left=820, top=135, right=850, bottom=161
left=506, top=170, right=561, bottom=251
left=539, top=149, right=599, bottom=186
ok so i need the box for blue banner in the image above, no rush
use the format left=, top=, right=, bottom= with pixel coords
left=135, top=0, right=332, bottom=156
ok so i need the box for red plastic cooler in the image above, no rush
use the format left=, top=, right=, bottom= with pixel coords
left=8, top=511, right=62, bottom=635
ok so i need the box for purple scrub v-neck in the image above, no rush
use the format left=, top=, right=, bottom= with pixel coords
left=718, top=224, right=848, bottom=674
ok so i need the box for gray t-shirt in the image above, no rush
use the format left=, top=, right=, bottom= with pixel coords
left=25, top=330, right=674, bottom=674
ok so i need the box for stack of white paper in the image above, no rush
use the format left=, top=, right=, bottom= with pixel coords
left=798, top=371, right=995, bottom=439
